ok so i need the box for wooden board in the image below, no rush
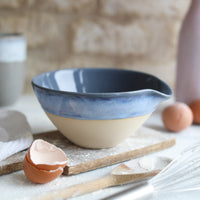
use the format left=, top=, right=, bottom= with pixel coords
left=0, top=126, right=175, bottom=176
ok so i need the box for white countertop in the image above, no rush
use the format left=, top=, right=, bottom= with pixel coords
left=1, top=94, right=200, bottom=200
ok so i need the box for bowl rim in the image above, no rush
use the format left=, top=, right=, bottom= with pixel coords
left=32, top=67, right=173, bottom=98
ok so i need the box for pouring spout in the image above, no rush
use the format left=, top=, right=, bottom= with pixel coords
left=147, top=75, right=173, bottom=100
left=143, top=75, right=173, bottom=109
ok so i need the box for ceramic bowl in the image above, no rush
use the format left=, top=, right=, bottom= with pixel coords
left=32, top=68, right=172, bottom=148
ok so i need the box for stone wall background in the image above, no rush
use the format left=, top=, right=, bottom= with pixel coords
left=0, top=0, right=190, bottom=93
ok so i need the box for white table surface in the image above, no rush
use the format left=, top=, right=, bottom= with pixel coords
left=1, top=94, right=200, bottom=200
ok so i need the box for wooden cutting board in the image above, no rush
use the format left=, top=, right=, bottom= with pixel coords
left=0, top=126, right=175, bottom=176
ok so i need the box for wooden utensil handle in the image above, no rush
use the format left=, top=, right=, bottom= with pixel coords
left=37, top=175, right=114, bottom=200
left=36, top=170, right=160, bottom=200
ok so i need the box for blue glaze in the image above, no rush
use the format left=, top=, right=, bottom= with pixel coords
left=32, top=68, right=172, bottom=120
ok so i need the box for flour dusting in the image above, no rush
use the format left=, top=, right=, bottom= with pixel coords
left=139, top=156, right=171, bottom=171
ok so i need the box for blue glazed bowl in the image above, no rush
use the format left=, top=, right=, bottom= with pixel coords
left=32, top=68, right=172, bottom=148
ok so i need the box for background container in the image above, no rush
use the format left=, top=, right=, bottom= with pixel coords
left=176, top=0, right=200, bottom=104
left=0, top=33, right=26, bottom=106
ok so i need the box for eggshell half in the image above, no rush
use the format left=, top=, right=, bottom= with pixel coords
left=23, top=155, right=63, bottom=184
left=28, top=139, right=68, bottom=171
left=23, top=139, right=68, bottom=184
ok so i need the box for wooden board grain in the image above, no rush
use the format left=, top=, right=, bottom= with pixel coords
left=0, top=127, right=175, bottom=176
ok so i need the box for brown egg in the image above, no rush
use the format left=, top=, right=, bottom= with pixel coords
left=189, top=99, right=200, bottom=124
left=162, top=102, right=193, bottom=132
left=23, top=139, right=68, bottom=184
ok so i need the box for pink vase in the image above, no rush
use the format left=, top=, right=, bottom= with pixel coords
left=176, top=0, right=200, bottom=104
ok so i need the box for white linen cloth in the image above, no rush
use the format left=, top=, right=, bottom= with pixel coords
left=0, top=110, right=33, bottom=161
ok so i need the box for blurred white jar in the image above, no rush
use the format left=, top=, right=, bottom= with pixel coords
left=176, top=0, right=200, bottom=104
left=0, top=33, right=26, bottom=106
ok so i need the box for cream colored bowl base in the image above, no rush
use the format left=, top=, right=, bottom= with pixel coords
left=46, top=112, right=151, bottom=149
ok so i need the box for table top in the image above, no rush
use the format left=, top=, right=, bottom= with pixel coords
left=1, top=94, right=200, bottom=200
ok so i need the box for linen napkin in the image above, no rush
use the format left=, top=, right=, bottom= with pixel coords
left=0, top=110, right=33, bottom=161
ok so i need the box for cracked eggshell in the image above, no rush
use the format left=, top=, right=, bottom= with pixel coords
left=23, top=139, right=68, bottom=183
left=27, top=139, right=68, bottom=171
left=23, top=155, right=63, bottom=184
